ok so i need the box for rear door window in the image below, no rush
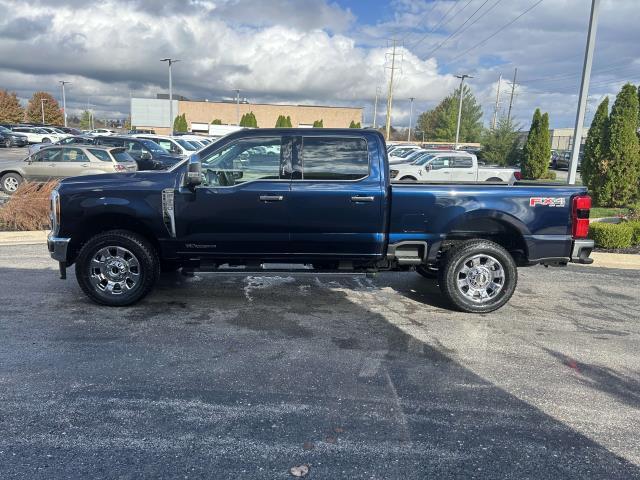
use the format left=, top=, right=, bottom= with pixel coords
left=451, top=156, right=473, bottom=168
left=299, top=137, right=369, bottom=181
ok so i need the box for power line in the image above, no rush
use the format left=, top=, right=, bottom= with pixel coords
left=447, top=0, right=544, bottom=63
left=424, top=0, right=492, bottom=57
left=409, top=0, right=468, bottom=49
left=445, top=0, right=503, bottom=41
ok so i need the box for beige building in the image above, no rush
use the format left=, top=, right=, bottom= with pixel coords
left=131, top=97, right=362, bottom=135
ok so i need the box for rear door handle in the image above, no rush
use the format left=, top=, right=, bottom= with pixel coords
left=80, top=164, right=89, bottom=167
left=351, top=196, right=375, bottom=203
left=259, top=195, right=284, bottom=202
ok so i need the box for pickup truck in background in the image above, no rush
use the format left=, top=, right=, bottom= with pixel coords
left=391, top=151, right=521, bottom=183
left=48, top=129, right=593, bottom=313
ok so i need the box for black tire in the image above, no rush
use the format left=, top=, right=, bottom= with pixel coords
left=1, top=172, right=22, bottom=194
left=486, top=177, right=502, bottom=182
left=416, top=265, right=438, bottom=279
left=75, top=230, right=160, bottom=306
left=399, top=176, right=417, bottom=182
left=42, top=137, right=51, bottom=143
left=438, top=239, right=517, bottom=313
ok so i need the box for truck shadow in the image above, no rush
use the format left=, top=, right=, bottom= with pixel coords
left=0, top=265, right=638, bottom=479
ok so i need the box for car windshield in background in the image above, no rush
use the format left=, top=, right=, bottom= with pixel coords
left=112, top=150, right=135, bottom=163
left=139, top=139, right=167, bottom=154
left=0, top=126, right=11, bottom=133
left=176, top=139, right=197, bottom=151
left=413, top=154, right=436, bottom=165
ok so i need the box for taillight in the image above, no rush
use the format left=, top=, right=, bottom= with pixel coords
left=113, top=164, right=126, bottom=172
left=572, top=195, right=591, bottom=238
left=514, top=171, right=522, bottom=181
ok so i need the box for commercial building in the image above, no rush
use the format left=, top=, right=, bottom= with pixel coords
left=131, top=97, right=362, bottom=135
left=517, top=127, right=590, bottom=151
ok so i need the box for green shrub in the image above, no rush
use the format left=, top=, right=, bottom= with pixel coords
left=540, top=171, right=557, bottom=180
left=588, top=222, right=633, bottom=248
left=626, top=220, right=640, bottom=245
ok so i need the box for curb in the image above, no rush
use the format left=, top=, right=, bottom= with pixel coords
left=0, top=231, right=639, bottom=270
left=0, top=230, right=48, bottom=246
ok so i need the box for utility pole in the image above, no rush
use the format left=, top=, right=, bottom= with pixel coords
left=506, top=68, right=518, bottom=123
left=373, top=86, right=381, bottom=129
left=454, top=74, right=472, bottom=149
left=234, top=89, right=241, bottom=125
left=161, top=58, right=180, bottom=134
left=491, top=74, right=502, bottom=129
left=569, top=0, right=600, bottom=184
left=407, top=97, right=415, bottom=142
left=384, top=39, right=401, bottom=141
left=59, top=81, right=70, bottom=127
left=40, top=98, right=47, bottom=124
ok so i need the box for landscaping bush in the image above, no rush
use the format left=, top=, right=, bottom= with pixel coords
left=588, top=221, right=633, bottom=249
left=540, top=170, right=557, bottom=180
left=0, top=181, right=57, bottom=231
left=627, top=220, right=640, bottom=245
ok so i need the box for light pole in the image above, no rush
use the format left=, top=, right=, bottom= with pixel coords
left=454, top=74, right=472, bottom=149
left=568, top=0, right=600, bottom=185
left=40, top=98, right=47, bottom=124
left=161, top=58, right=180, bottom=133
left=407, top=97, right=415, bottom=142
left=59, top=81, right=71, bottom=127
left=234, top=89, right=241, bottom=125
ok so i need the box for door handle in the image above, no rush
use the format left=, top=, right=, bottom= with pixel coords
left=351, top=196, right=375, bottom=203
left=80, top=164, right=89, bottom=167
left=259, top=195, right=284, bottom=202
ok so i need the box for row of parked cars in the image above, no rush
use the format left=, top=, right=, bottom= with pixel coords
left=385, top=143, right=521, bottom=183
left=0, top=131, right=216, bottom=194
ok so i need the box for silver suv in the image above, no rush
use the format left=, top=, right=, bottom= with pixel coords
left=0, top=145, right=137, bottom=194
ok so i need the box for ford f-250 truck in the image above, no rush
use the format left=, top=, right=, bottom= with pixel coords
left=48, top=129, right=594, bottom=313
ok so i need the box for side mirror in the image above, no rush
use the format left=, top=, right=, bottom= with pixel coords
left=140, top=151, right=152, bottom=160
left=184, top=154, right=202, bottom=188
left=426, top=163, right=433, bottom=172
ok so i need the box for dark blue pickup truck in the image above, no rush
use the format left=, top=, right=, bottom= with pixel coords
left=48, top=129, right=593, bottom=313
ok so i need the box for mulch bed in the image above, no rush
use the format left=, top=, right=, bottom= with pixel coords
left=594, top=246, right=640, bottom=255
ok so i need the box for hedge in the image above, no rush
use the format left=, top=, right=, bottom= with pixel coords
left=588, top=222, right=634, bottom=249
left=628, top=221, right=640, bottom=245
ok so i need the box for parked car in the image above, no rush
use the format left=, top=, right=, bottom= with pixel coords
left=29, top=135, right=95, bottom=155
left=388, top=145, right=421, bottom=157
left=48, top=128, right=593, bottom=313
left=59, top=127, right=83, bottom=135
left=92, top=136, right=181, bottom=170
left=10, top=126, right=65, bottom=144
left=132, top=134, right=198, bottom=158
left=554, top=151, right=582, bottom=171
left=390, top=151, right=521, bottom=183
left=388, top=149, right=449, bottom=166
left=87, top=128, right=117, bottom=136
left=128, top=129, right=156, bottom=135
left=41, top=127, right=71, bottom=139
left=0, top=145, right=137, bottom=194
left=0, top=126, right=29, bottom=147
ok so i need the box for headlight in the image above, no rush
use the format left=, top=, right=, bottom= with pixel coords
left=50, top=189, right=60, bottom=234
left=390, top=170, right=399, bottom=179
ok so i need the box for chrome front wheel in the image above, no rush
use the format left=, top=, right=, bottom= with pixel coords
left=88, top=246, right=141, bottom=295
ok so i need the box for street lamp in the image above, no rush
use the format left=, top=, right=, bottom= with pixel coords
left=40, top=98, right=48, bottom=124
left=160, top=58, right=180, bottom=133
left=234, top=89, right=241, bottom=125
left=59, top=81, right=71, bottom=127
left=454, top=74, right=473, bottom=149
left=407, top=97, right=415, bottom=142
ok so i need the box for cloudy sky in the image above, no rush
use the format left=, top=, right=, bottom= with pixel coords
left=0, top=0, right=637, bottom=128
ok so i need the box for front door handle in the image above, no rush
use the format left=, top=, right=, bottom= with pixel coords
left=351, top=196, right=375, bottom=203
left=80, top=164, right=89, bottom=167
left=259, top=195, right=284, bottom=202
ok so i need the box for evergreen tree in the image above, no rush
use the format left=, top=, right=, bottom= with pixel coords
left=211, top=119, right=222, bottom=125
left=521, top=109, right=550, bottom=179
left=285, top=116, right=292, bottom=127
left=349, top=120, right=361, bottom=128
left=479, top=116, right=521, bottom=166
left=416, top=84, right=483, bottom=142
left=173, top=113, right=188, bottom=132
left=275, top=115, right=284, bottom=127
left=79, top=110, right=92, bottom=129
left=313, top=119, right=323, bottom=128
left=26, top=92, right=63, bottom=125
left=0, top=90, right=25, bottom=123
left=599, top=83, right=640, bottom=206
left=581, top=97, right=609, bottom=204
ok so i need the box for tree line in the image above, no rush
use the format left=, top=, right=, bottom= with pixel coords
left=0, top=90, right=63, bottom=125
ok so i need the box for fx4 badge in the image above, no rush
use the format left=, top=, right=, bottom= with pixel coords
left=529, top=197, right=566, bottom=207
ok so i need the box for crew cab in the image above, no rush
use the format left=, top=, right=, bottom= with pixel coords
left=48, top=129, right=593, bottom=313
left=390, top=151, right=521, bottom=183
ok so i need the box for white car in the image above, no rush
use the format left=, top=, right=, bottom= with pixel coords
left=132, top=134, right=198, bottom=158
left=390, top=152, right=521, bottom=183
left=388, top=145, right=423, bottom=161
left=11, top=126, right=66, bottom=144
left=87, top=128, right=117, bottom=136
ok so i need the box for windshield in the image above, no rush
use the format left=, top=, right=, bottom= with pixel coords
left=111, top=150, right=136, bottom=163
left=175, top=139, right=197, bottom=151
left=139, top=139, right=168, bottom=154
left=0, top=126, right=10, bottom=134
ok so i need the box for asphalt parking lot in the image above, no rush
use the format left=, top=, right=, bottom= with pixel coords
left=0, top=244, right=638, bottom=479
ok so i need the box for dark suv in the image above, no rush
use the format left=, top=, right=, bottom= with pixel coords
left=92, top=136, right=181, bottom=170
left=0, top=126, right=29, bottom=148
